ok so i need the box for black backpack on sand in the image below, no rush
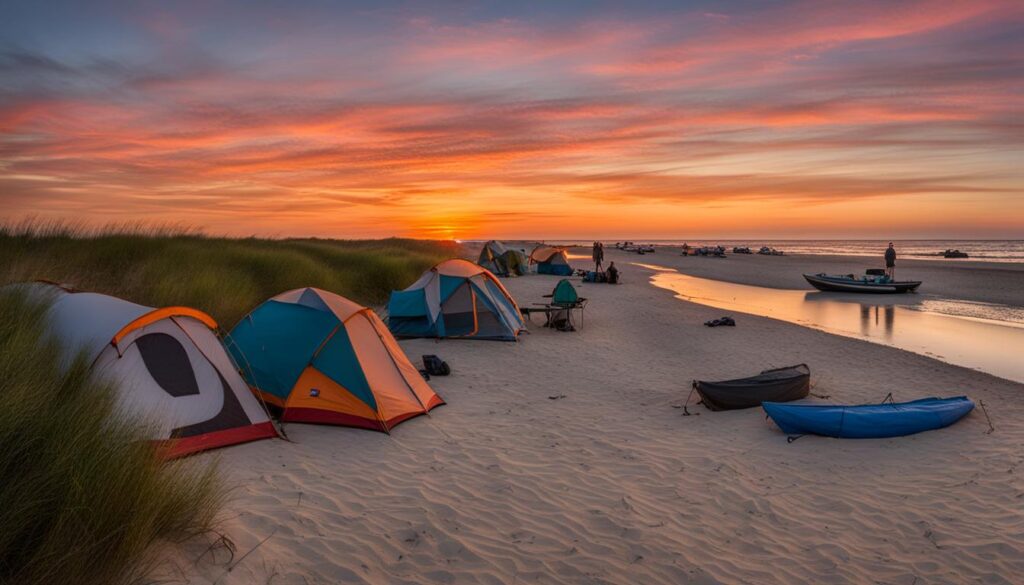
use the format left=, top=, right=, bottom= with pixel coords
left=423, top=355, right=451, bottom=376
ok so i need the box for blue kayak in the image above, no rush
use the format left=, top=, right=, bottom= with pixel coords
left=762, top=396, right=974, bottom=438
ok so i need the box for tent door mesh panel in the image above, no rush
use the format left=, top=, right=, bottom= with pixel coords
left=473, top=302, right=505, bottom=337
left=440, top=282, right=476, bottom=336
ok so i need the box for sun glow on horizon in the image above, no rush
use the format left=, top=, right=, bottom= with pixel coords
left=1, top=1, right=1021, bottom=238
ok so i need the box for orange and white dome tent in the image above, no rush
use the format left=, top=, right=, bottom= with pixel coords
left=34, top=283, right=277, bottom=458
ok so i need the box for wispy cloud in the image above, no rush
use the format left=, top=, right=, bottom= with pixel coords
left=0, top=0, right=1021, bottom=238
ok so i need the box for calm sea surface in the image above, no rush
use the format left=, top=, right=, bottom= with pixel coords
left=548, top=240, right=1024, bottom=263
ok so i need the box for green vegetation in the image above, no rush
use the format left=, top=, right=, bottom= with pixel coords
left=0, top=221, right=458, bottom=584
left=0, top=290, right=223, bottom=585
left=0, top=220, right=459, bottom=326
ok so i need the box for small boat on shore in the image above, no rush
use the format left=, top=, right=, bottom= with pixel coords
left=618, top=242, right=655, bottom=254
left=803, top=271, right=921, bottom=293
left=762, top=396, right=974, bottom=438
left=694, top=245, right=726, bottom=257
left=943, top=249, right=969, bottom=258
left=693, top=364, right=810, bottom=411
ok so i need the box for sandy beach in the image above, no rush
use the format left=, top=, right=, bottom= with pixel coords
left=164, top=247, right=1024, bottom=585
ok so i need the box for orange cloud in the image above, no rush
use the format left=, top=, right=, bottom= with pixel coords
left=1, top=0, right=1021, bottom=238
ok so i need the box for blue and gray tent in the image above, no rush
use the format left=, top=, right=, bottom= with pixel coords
left=478, top=240, right=528, bottom=276
left=387, top=259, right=526, bottom=341
left=529, top=245, right=573, bottom=276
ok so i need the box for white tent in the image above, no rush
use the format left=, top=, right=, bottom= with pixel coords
left=35, top=283, right=277, bottom=457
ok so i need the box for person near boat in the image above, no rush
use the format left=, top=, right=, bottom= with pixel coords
left=885, top=242, right=896, bottom=279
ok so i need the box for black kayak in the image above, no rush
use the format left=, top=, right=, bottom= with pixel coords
left=693, top=364, right=810, bottom=411
left=804, top=273, right=921, bottom=294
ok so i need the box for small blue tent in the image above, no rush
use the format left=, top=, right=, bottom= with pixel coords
left=530, top=245, right=573, bottom=276
left=388, top=259, right=526, bottom=341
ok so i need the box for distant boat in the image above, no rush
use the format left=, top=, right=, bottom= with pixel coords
left=762, top=396, right=974, bottom=439
left=694, top=245, right=726, bottom=257
left=943, top=249, right=969, bottom=258
left=803, top=271, right=921, bottom=293
left=618, top=242, right=655, bottom=254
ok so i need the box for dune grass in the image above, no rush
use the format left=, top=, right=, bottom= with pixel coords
left=0, top=220, right=459, bottom=326
left=0, top=221, right=458, bottom=583
left=0, top=289, right=223, bottom=585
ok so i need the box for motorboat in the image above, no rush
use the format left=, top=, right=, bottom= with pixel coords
left=803, top=270, right=921, bottom=293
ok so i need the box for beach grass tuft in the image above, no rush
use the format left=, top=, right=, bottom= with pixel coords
left=0, top=289, right=223, bottom=585
left=0, top=219, right=459, bottom=326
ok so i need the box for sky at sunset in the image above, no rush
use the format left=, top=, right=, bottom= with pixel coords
left=1, top=0, right=1022, bottom=240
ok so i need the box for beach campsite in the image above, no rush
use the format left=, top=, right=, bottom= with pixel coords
left=2, top=229, right=1023, bottom=585
left=2, top=1, right=1024, bottom=584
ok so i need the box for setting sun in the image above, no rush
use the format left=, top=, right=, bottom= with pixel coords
left=1, top=1, right=1021, bottom=238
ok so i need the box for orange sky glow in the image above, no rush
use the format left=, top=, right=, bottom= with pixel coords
left=1, top=0, right=1022, bottom=240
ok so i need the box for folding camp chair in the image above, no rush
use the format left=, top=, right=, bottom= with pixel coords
left=540, top=279, right=588, bottom=331
left=520, top=305, right=562, bottom=327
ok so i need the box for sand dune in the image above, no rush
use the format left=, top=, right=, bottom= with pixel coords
left=171, top=249, right=1024, bottom=584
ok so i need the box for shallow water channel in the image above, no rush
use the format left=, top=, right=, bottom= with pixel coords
left=639, top=263, right=1024, bottom=385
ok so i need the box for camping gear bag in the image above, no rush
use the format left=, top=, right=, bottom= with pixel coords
left=423, top=354, right=451, bottom=376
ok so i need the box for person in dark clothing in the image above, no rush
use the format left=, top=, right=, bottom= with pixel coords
left=885, top=242, right=896, bottom=279
left=606, top=261, right=619, bottom=284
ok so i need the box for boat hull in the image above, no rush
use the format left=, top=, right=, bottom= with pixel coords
left=803, top=274, right=921, bottom=294
left=694, top=364, right=810, bottom=411
left=762, top=396, right=974, bottom=438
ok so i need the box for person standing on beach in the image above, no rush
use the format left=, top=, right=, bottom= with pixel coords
left=885, top=242, right=897, bottom=279
left=593, top=241, right=604, bottom=272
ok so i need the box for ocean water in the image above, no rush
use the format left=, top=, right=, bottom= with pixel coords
left=641, top=263, right=1024, bottom=384
left=552, top=240, right=1024, bottom=263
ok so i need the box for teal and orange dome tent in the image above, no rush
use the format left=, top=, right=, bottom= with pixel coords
left=227, top=288, right=443, bottom=432
left=387, top=259, right=526, bottom=341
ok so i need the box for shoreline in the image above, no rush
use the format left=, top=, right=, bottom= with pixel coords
left=606, top=249, right=1024, bottom=307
